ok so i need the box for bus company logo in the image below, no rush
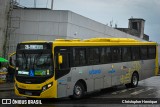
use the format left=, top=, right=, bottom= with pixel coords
left=2, top=99, right=11, bottom=104
left=89, top=69, right=101, bottom=75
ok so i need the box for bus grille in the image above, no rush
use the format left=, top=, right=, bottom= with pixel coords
left=17, top=87, right=41, bottom=96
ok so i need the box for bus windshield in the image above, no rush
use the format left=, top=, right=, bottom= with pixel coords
left=16, top=52, right=53, bottom=77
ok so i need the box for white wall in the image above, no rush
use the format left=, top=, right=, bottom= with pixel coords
left=10, top=9, right=146, bottom=54
left=0, top=0, right=10, bottom=56
left=158, top=44, right=160, bottom=66
left=9, top=9, right=69, bottom=53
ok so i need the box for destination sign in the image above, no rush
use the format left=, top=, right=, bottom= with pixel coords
left=25, top=45, right=43, bottom=50
left=18, top=43, right=51, bottom=50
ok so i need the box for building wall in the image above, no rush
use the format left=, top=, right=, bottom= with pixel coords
left=0, top=0, right=10, bottom=56
left=158, top=44, right=160, bottom=66
left=67, top=11, right=145, bottom=41
left=10, top=9, right=69, bottom=53
left=10, top=9, right=145, bottom=53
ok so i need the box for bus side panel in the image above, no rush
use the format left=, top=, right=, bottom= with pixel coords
left=57, top=77, right=67, bottom=98
left=57, top=66, right=94, bottom=97
left=101, top=64, right=112, bottom=88
left=92, top=65, right=104, bottom=90
left=121, top=61, right=141, bottom=83
left=71, top=66, right=94, bottom=92
left=140, top=59, right=155, bottom=80
left=57, top=71, right=75, bottom=98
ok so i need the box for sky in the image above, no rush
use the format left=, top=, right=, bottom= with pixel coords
left=19, top=0, right=160, bottom=43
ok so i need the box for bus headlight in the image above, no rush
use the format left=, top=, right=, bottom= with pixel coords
left=42, top=82, right=53, bottom=91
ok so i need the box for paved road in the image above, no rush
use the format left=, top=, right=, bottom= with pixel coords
left=1, top=76, right=160, bottom=107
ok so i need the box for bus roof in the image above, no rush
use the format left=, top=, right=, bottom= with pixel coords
left=20, top=38, right=157, bottom=46
left=53, top=38, right=157, bottom=46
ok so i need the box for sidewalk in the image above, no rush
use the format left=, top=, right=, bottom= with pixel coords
left=0, top=82, right=14, bottom=91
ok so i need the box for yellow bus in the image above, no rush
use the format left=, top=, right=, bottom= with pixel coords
left=14, top=38, right=159, bottom=99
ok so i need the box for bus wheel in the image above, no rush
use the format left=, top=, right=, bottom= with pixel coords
left=125, top=72, right=139, bottom=88
left=73, top=82, right=85, bottom=99
left=131, top=72, right=139, bottom=87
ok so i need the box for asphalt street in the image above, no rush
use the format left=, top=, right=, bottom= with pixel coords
left=1, top=76, right=160, bottom=107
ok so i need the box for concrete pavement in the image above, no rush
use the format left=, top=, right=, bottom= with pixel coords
left=0, top=82, right=14, bottom=91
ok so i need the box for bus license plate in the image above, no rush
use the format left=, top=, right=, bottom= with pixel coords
left=25, top=92, right=32, bottom=96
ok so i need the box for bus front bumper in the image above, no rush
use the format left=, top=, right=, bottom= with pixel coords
left=15, top=84, right=56, bottom=98
left=15, top=80, right=57, bottom=98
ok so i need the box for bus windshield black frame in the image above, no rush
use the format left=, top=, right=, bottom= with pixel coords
left=15, top=43, right=54, bottom=77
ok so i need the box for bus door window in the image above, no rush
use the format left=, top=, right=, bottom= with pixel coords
left=58, top=52, right=70, bottom=70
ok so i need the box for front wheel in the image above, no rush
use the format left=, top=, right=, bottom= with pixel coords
left=72, top=82, right=85, bottom=99
left=125, top=72, right=139, bottom=88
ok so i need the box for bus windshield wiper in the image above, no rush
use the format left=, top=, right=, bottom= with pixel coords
left=22, top=51, right=28, bottom=70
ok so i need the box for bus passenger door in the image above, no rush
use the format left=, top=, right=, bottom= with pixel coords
left=55, top=47, right=71, bottom=98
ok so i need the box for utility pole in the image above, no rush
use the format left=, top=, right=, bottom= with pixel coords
left=34, top=0, right=36, bottom=8
left=51, top=0, right=54, bottom=10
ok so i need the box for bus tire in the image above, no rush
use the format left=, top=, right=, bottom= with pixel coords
left=125, top=72, right=139, bottom=88
left=72, top=82, right=85, bottom=99
left=130, top=72, right=139, bottom=88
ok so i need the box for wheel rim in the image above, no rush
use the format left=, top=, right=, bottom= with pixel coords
left=133, top=75, right=138, bottom=86
left=74, top=85, right=82, bottom=96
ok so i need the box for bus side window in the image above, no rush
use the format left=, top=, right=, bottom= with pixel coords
left=100, top=47, right=112, bottom=64
left=122, top=47, right=131, bottom=61
left=148, top=46, right=156, bottom=59
left=88, top=48, right=99, bottom=65
left=132, top=47, right=140, bottom=60
left=140, top=46, right=148, bottom=60
left=112, top=47, right=121, bottom=62
left=106, top=47, right=112, bottom=63
left=100, top=47, right=105, bottom=63
left=73, top=49, right=79, bottom=66
left=73, top=48, right=86, bottom=66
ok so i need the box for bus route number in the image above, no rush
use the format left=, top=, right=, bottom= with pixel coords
left=25, top=45, right=43, bottom=50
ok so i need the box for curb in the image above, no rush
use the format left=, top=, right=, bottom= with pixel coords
left=0, top=88, right=14, bottom=92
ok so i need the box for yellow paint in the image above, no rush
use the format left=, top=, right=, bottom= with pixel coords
left=15, top=76, right=57, bottom=98
left=52, top=44, right=57, bottom=98
left=111, top=65, right=114, bottom=68
left=155, top=45, right=159, bottom=75
left=121, top=61, right=141, bottom=84
left=21, top=38, right=156, bottom=47
left=21, top=41, right=48, bottom=43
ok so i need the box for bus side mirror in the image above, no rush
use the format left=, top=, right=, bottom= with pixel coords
left=58, top=55, right=63, bottom=64
left=9, top=52, right=16, bottom=69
